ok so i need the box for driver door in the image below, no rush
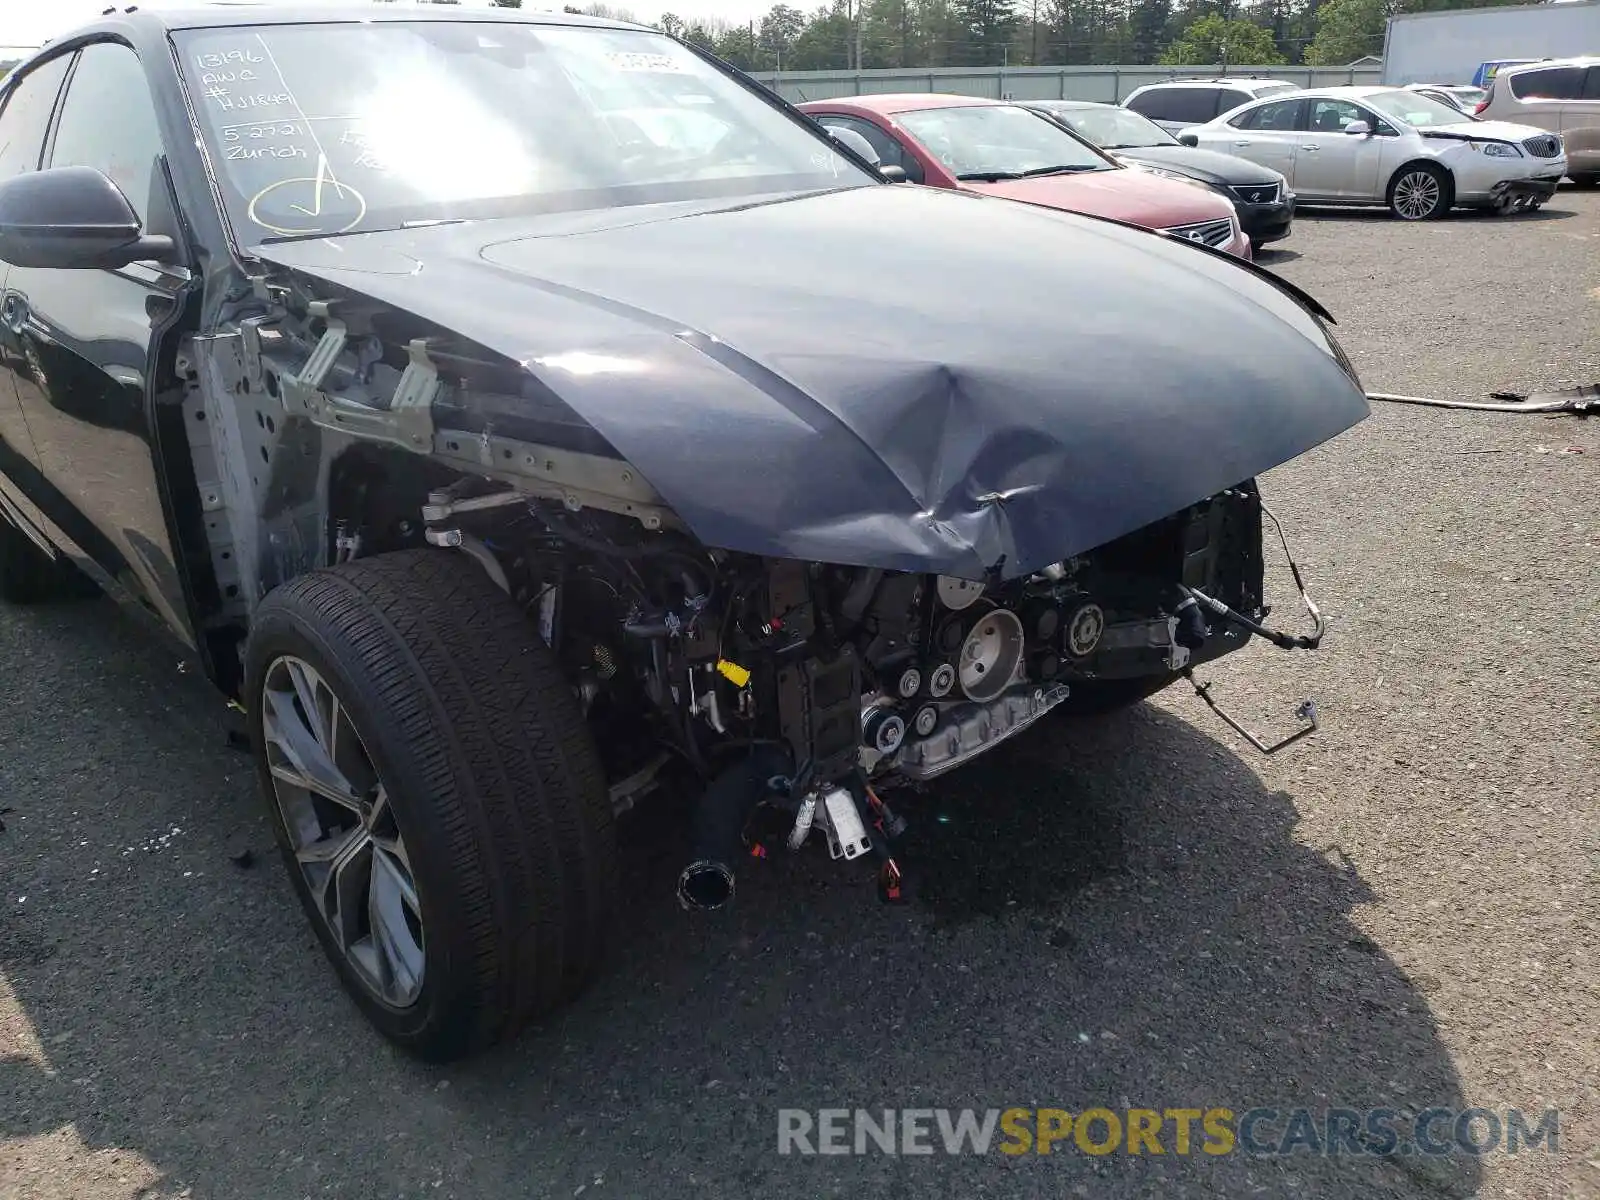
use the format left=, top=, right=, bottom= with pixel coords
left=3, top=40, right=197, bottom=640
left=0, top=53, right=74, bottom=546
left=1291, top=98, right=1386, bottom=200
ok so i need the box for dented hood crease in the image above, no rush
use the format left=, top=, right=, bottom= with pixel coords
left=255, top=184, right=1369, bottom=579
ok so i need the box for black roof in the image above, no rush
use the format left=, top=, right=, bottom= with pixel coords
left=61, top=3, right=639, bottom=39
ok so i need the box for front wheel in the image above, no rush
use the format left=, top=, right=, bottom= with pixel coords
left=244, top=549, right=617, bottom=1062
left=1388, top=164, right=1451, bottom=220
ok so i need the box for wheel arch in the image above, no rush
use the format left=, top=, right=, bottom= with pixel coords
left=1387, top=157, right=1455, bottom=201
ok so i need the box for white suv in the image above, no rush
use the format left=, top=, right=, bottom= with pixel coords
left=1123, top=78, right=1301, bottom=133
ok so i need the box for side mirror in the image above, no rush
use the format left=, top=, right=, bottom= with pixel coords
left=879, top=164, right=908, bottom=183
left=1343, top=120, right=1372, bottom=136
left=1177, top=133, right=1200, bottom=147
left=826, top=125, right=881, bottom=169
left=0, top=166, right=175, bottom=270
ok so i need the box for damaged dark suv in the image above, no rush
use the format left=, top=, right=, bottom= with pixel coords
left=0, top=6, right=1369, bottom=1059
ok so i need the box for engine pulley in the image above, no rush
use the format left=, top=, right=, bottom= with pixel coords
left=862, top=705, right=907, bottom=755
left=894, top=666, right=923, bottom=699
left=1064, top=603, right=1106, bottom=658
left=936, top=575, right=985, bottom=611
left=958, top=610, right=1025, bottom=702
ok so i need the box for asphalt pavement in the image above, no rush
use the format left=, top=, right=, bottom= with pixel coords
left=1, top=192, right=1597, bottom=1200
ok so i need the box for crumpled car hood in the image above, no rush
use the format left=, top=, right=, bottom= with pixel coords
left=254, top=183, right=1369, bottom=579
left=1424, top=119, right=1545, bottom=143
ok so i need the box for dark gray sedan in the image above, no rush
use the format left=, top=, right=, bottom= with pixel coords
left=1027, top=99, right=1296, bottom=247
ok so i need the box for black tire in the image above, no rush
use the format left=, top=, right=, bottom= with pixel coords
left=244, top=549, right=617, bottom=1062
left=0, top=517, right=92, bottom=603
left=1387, top=163, right=1451, bottom=221
left=1057, top=672, right=1180, bottom=717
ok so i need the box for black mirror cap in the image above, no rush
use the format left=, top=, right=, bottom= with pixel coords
left=879, top=164, right=909, bottom=183
left=0, top=166, right=175, bottom=270
left=1177, top=132, right=1200, bottom=147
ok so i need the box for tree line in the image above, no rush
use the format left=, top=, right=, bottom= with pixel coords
left=535, top=0, right=1533, bottom=72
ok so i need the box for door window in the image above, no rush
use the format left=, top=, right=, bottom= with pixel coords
left=817, top=114, right=923, bottom=182
left=1306, top=98, right=1364, bottom=133
left=0, top=55, right=73, bottom=180
left=1583, top=68, right=1600, bottom=101
left=1128, top=87, right=1217, bottom=125
left=1231, top=98, right=1303, bottom=131
left=46, top=42, right=164, bottom=221
left=1217, top=88, right=1252, bottom=114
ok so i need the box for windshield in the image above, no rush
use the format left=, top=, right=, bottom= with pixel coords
left=895, top=105, right=1111, bottom=179
left=1047, top=105, right=1176, bottom=149
left=173, top=21, right=874, bottom=242
left=1363, top=89, right=1468, bottom=129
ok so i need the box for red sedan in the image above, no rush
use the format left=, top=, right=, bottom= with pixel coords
left=798, top=93, right=1253, bottom=260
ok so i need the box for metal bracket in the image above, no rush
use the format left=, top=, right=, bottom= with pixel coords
left=430, top=428, right=676, bottom=531
left=238, top=314, right=278, bottom=395
left=388, top=338, right=441, bottom=449
left=298, top=302, right=347, bottom=390
left=280, top=330, right=438, bottom=452
left=1164, top=614, right=1193, bottom=672
left=1184, top=670, right=1318, bottom=755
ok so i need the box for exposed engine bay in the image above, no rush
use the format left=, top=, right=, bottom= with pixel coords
left=414, top=479, right=1275, bottom=908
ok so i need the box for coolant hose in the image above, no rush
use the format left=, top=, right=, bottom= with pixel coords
left=677, top=744, right=793, bottom=912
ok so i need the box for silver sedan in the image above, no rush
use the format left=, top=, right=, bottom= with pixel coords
left=1179, top=86, right=1566, bottom=219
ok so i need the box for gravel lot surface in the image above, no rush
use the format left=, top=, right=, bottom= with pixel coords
left=1, top=193, right=1596, bottom=1200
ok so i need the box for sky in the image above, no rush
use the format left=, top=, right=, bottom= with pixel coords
left=0, top=0, right=770, bottom=51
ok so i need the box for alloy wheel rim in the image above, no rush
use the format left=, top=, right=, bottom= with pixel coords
left=1394, top=172, right=1440, bottom=220
left=261, top=655, right=425, bottom=1008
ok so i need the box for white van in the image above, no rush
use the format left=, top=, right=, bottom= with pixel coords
left=1474, top=57, right=1600, bottom=186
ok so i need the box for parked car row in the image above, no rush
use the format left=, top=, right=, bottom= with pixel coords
left=801, top=69, right=1585, bottom=236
